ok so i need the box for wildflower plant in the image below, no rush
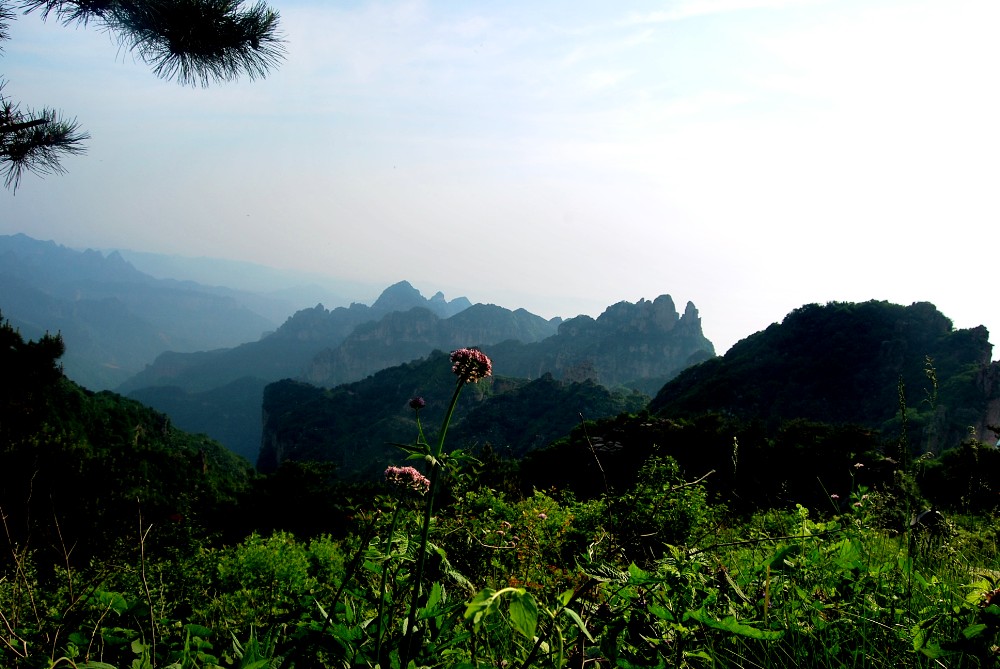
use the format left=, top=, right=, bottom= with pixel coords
left=390, top=347, right=493, bottom=664
left=384, top=465, right=430, bottom=497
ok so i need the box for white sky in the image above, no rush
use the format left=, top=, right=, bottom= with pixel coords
left=2, top=0, right=998, bottom=356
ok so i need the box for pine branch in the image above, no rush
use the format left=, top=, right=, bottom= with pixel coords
left=119, top=0, right=285, bottom=86
left=20, top=0, right=286, bottom=85
left=0, top=3, right=14, bottom=43
left=0, top=92, right=89, bottom=192
left=18, top=0, right=116, bottom=25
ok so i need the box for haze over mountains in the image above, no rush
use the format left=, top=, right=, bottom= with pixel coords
left=123, top=282, right=712, bottom=461
left=6, top=232, right=997, bottom=485
left=0, top=234, right=282, bottom=389
left=0, top=233, right=716, bottom=462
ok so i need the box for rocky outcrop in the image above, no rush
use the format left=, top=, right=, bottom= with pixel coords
left=303, top=304, right=561, bottom=386
left=489, top=295, right=715, bottom=395
left=301, top=294, right=716, bottom=393
left=370, top=281, right=471, bottom=319
left=119, top=281, right=474, bottom=393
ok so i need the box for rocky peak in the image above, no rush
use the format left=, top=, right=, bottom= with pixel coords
left=369, top=281, right=472, bottom=319
left=371, top=281, right=426, bottom=315
left=597, top=294, right=681, bottom=334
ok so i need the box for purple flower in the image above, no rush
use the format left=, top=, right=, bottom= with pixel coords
left=450, top=348, right=493, bottom=383
left=384, top=465, right=430, bottom=496
left=830, top=494, right=840, bottom=500
left=409, top=396, right=426, bottom=410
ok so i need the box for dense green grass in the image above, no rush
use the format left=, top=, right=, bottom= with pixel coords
left=3, top=469, right=999, bottom=668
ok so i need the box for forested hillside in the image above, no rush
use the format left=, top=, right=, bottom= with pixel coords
left=650, top=301, right=999, bottom=450
left=0, top=315, right=253, bottom=562
left=3, top=305, right=1000, bottom=668
left=258, top=352, right=648, bottom=475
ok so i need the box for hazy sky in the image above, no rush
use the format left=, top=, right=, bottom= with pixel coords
left=2, top=0, right=998, bottom=356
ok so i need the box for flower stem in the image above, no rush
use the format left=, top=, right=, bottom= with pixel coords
left=434, top=379, right=464, bottom=458
left=403, top=377, right=465, bottom=662
left=374, top=502, right=403, bottom=666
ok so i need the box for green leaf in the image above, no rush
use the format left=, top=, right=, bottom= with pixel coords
left=965, top=581, right=992, bottom=605
left=240, top=661, right=273, bottom=669
left=183, top=623, right=214, bottom=638
left=419, top=581, right=444, bottom=619
left=764, top=544, right=801, bottom=571
left=918, top=641, right=949, bottom=659
left=509, top=590, right=538, bottom=639
left=649, top=605, right=676, bottom=622
left=561, top=607, right=594, bottom=642
left=464, top=588, right=498, bottom=629
left=95, top=590, right=129, bottom=615
left=628, top=563, right=650, bottom=581
left=394, top=442, right=430, bottom=457
left=581, top=562, right=628, bottom=583
left=315, top=600, right=330, bottom=621
left=683, top=650, right=714, bottom=662
left=685, top=608, right=783, bottom=640
left=963, top=623, right=988, bottom=640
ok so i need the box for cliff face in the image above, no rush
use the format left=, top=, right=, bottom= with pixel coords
left=302, top=294, right=715, bottom=394
left=370, top=281, right=472, bottom=318
left=490, top=295, right=716, bottom=395
left=119, top=281, right=473, bottom=393
left=303, top=304, right=561, bottom=386
left=972, top=359, right=1000, bottom=445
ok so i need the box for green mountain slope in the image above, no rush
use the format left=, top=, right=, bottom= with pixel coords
left=0, top=315, right=253, bottom=561
left=649, top=300, right=998, bottom=452
left=258, top=350, right=647, bottom=477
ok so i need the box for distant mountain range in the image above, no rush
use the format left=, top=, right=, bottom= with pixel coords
left=261, top=300, right=1000, bottom=488
left=0, top=234, right=281, bottom=390
left=4, top=232, right=998, bottom=496
left=0, top=233, right=717, bottom=462
left=118, top=280, right=478, bottom=394
left=121, top=283, right=712, bottom=461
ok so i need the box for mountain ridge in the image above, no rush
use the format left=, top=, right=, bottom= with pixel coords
left=0, top=234, right=278, bottom=390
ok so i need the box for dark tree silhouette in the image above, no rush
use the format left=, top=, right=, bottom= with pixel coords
left=0, top=0, right=284, bottom=191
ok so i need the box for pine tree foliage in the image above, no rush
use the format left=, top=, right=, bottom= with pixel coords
left=0, top=85, right=89, bottom=190
left=0, top=0, right=284, bottom=190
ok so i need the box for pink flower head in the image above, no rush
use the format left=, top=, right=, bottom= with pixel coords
left=830, top=494, right=840, bottom=500
left=409, top=396, right=426, bottom=410
left=384, top=465, right=430, bottom=495
left=450, top=348, right=493, bottom=383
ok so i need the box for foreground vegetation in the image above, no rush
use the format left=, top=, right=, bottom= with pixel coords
left=3, top=319, right=1000, bottom=667
left=4, top=459, right=1000, bottom=668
